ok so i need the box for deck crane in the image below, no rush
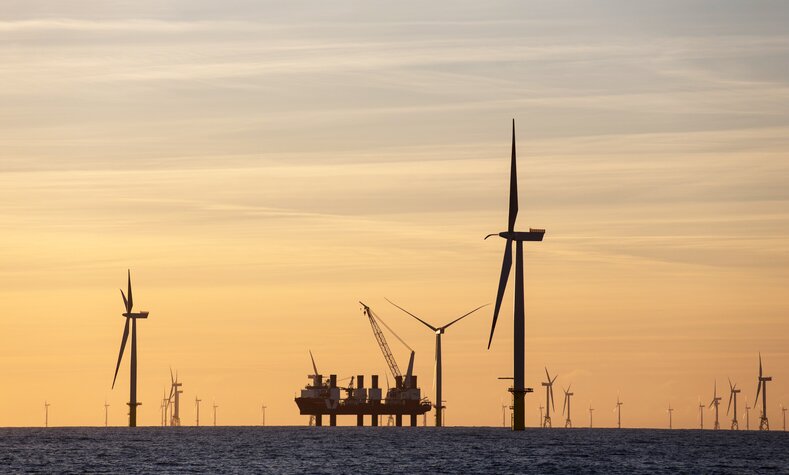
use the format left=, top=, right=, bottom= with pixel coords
left=360, top=302, right=416, bottom=389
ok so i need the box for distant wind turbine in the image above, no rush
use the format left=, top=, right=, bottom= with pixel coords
left=755, top=353, right=772, bottom=430
left=111, top=270, right=149, bottom=427
left=213, top=402, right=218, bottom=427
left=386, top=298, right=487, bottom=427
left=589, top=404, right=594, bottom=428
left=541, top=368, right=557, bottom=428
left=727, top=378, right=740, bottom=430
left=698, top=398, right=704, bottom=430
left=667, top=403, right=673, bottom=429
left=104, top=401, right=110, bottom=427
left=44, top=401, right=50, bottom=428
left=485, top=119, right=546, bottom=431
left=709, top=380, right=722, bottom=430
left=614, top=396, right=623, bottom=429
left=261, top=404, right=267, bottom=426
left=780, top=404, right=786, bottom=431
left=744, top=397, right=751, bottom=430
left=538, top=404, right=544, bottom=427
left=562, top=385, right=574, bottom=428
left=195, top=396, right=202, bottom=427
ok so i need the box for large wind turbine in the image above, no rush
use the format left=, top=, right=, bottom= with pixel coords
left=485, top=119, right=546, bottom=431
left=709, top=380, right=721, bottom=430
left=755, top=353, right=772, bottom=430
left=562, top=385, right=573, bottom=428
left=111, top=270, right=149, bottom=427
left=727, top=378, right=740, bottom=430
left=541, top=368, right=557, bottom=428
left=386, top=298, right=487, bottom=427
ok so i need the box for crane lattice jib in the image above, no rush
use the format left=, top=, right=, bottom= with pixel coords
left=362, top=304, right=402, bottom=379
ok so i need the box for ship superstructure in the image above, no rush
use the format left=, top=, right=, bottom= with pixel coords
left=295, top=303, right=431, bottom=426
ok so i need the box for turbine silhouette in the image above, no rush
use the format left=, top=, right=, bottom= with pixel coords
left=562, top=385, right=574, bottom=428
left=727, top=378, right=740, bottom=430
left=485, top=119, right=546, bottom=431
left=755, top=353, right=772, bottom=430
left=111, top=270, right=149, bottom=427
left=709, top=380, right=721, bottom=430
left=386, top=298, right=487, bottom=427
left=541, top=368, right=557, bottom=428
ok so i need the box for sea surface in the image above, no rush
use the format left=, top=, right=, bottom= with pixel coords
left=1, top=427, right=787, bottom=474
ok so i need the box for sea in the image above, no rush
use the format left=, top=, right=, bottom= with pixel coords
left=1, top=427, right=787, bottom=474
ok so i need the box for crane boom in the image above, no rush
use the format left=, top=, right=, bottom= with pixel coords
left=360, top=301, right=404, bottom=380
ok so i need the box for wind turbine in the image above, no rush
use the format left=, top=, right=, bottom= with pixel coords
left=589, top=404, right=594, bottom=428
left=386, top=298, right=487, bottom=427
left=755, top=353, right=772, bottom=430
left=104, top=401, right=110, bottom=427
left=745, top=397, right=751, bottom=430
left=698, top=398, right=704, bottom=429
left=727, top=378, right=740, bottom=430
left=44, top=401, right=50, bottom=428
left=501, top=401, right=507, bottom=428
left=614, top=396, right=623, bottom=429
left=562, top=385, right=573, bottom=428
left=261, top=404, right=267, bottom=426
left=160, top=389, right=168, bottom=427
left=168, top=368, right=183, bottom=426
left=195, top=396, right=202, bottom=426
left=541, top=368, right=557, bottom=428
left=709, top=380, right=721, bottom=430
left=538, top=404, right=544, bottom=427
left=667, top=403, right=673, bottom=429
left=111, top=270, right=149, bottom=427
left=213, top=402, right=218, bottom=426
left=781, top=404, right=786, bottom=431
left=485, top=119, right=546, bottom=431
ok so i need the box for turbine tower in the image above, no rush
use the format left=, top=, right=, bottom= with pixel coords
left=195, top=396, right=202, bottom=426
left=261, top=404, right=267, bottom=426
left=698, top=399, right=704, bottom=429
left=562, top=385, right=573, bottom=428
left=485, top=119, right=546, bottom=431
left=709, top=380, right=721, bottom=430
left=727, top=378, right=740, bottom=430
left=755, top=353, right=771, bottom=430
left=160, top=389, right=168, bottom=427
left=667, top=403, right=673, bottom=429
left=213, top=402, right=218, bottom=426
left=541, top=368, right=557, bottom=428
left=167, top=368, right=183, bottom=426
left=745, top=397, right=751, bottom=430
left=538, top=404, right=544, bottom=427
left=781, top=404, right=786, bottom=431
left=386, top=298, right=487, bottom=427
left=44, top=401, right=50, bottom=428
left=111, top=270, right=149, bottom=427
left=589, top=404, right=594, bottom=428
left=615, top=396, right=623, bottom=429
left=104, top=401, right=110, bottom=427
left=501, top=402, right=507, bottom=428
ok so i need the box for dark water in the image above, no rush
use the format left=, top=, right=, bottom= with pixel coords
left=1, top=427, right=787, bottom=474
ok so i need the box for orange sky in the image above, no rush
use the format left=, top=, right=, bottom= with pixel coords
left=1, top=1, right=788, bottom=428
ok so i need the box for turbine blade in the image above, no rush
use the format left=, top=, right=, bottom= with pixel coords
left=759, top=353, right=763, bottom=378
left=487, top=239, right=512, bottom=349
left=727, top=391, right=733, bottom=415
left=170, top=366, right=175, bottom=385
left=545, top=367, right=550, bottom=382
left=309, top=350, right=319, bottom=376
left=111, top=317, right=131, bottom=389
left=120, top=289, right=128, bottom=313
left=385, top=298, right=437, bottom=332
left=127, top=269, right=133, bottom=312
left=755, top=381, right=761, bottom=405
left=508, top=119, right=518, bottom=232
left=442, top=303, right=490, bottom=330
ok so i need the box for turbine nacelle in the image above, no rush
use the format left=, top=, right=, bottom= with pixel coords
left=485, top=229, right=546, bottom=242
left=122, top=311, right=149, bottom=319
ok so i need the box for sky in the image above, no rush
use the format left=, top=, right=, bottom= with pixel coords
left=1, top=0, right=788, bottom=428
